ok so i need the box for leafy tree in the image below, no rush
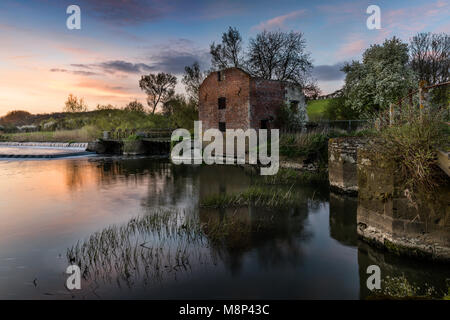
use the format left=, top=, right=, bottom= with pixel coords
left=182, top=62, right=205, bottom=104
left=139, top=72, right=177, bottom=114
left=342, top=37, right=416, bottom=115
left=163, top=94, right=198, bottom=130
left=324, top=97, right=360, bottom=120
left=210, top=26, right=244, bottom=69
left=123, top=100, right=145, bottom=113
left=64, top=94, right=88, bottom=113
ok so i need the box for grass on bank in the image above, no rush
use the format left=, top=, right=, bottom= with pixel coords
left=0, top=125, right=100, bottom=142
left=259, top=168, right=328, bottom=185
left=307, top=99, right=332, bottom=121
left=200, top=186, right=300, bottom=208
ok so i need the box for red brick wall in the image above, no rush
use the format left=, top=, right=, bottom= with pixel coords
left=249, top=79, right=285, bottom=129
left=199, top=68, right=251, bottom=131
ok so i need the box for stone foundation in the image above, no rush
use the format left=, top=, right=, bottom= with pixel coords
left=328, top=137, right=366, bottom=195
left=357, top=144, right=450, bottom=262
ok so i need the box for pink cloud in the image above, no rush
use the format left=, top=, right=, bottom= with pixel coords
left=252, top=10, right=307, bottom=31
left=336, top=35, right=366, bottom=59
left=382, top=0, right=449, bottom=36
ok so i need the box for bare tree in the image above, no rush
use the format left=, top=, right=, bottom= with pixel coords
left=247, top=30, right=314, bottom=88
left=182, top=62, right=205, bottom=104
left=410, top=32, right=449, bottom=85
left=210, top=26, right=243, bottom=69
left=139, top=73, right=177, bottom=114
left=64, top=94, right=88, bottom=112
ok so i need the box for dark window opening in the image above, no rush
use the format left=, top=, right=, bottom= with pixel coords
left=218, top=97, right=226, bottom=109
left=219, top=122, right=226, bottom=132
left=260, top=119, right=269, bottom=129
left=218, top=71, right=224, bottom=81
left=290, top=100, right=299, bottom=111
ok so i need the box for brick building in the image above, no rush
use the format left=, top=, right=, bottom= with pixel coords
left=198, top=67, right=307, bottom=131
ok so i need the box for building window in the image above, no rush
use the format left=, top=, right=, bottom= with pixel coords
left=290, top=100, right=299, bottom=111
left=260, top=119, right=269, bottom=129
left=219, top=122, right=226, bottom=132
left=218, top=71, right=225, bottom=81
left=218, top=97, right=226, bottom=109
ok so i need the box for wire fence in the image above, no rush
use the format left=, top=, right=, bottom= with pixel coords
left=380, top=81, right=450, bottom=128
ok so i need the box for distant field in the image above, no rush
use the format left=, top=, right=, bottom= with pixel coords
left=306, top=99, right=332, bottom=121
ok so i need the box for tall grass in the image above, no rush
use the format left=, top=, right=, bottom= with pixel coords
left=377, top=104, right=448, bottom=194
left=200, top=186, right=301, bottom=208
left=1, top=125, right=100, bottom=142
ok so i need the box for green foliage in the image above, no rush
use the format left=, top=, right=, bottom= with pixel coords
left=96, top=104, right=116, bottom=110
left=200, top=186, right=299, bottom=208
left=276, top=102, right=306, bottom=130
left=307, top=99, right=330, bottom=121
left=342, top=37, right=416, bottom=116
left=377, top=103, right=448, bottom=194
left=371, top=275, right=447, bottom=299
left=259, top=168, right=328, bottom=185
left=123, top=100, right=145, bottom=113
left=279, top=130, right=330, bottom=163
left=164, top=94, right=198, bottom=131
left=307, top=98, right=361, bottom=121
left=324, top=97, right=361, bottom=120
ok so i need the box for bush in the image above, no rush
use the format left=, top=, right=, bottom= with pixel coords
left=377, top=104, right=448, bottom=194
left=324, top=97, right=361, bottom=120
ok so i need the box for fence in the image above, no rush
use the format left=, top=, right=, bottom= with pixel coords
left=104, top=128, right=174, bottom=140
left=385, top=81, right=450, bottom=127
left=281, top=119, right=369, bottom=134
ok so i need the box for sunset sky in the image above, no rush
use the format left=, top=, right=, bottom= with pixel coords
left=0, top=0, right=448, bottom=116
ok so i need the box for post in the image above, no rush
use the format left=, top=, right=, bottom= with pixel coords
left=418, top=80, right=426, bottom=123
left=389, top=103, right=394, bottom=126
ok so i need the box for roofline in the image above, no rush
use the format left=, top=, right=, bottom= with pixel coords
left=199, top=66, right=304, bottom=90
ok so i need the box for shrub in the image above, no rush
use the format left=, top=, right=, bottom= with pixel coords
left=377, top=103, right=448, bottom=194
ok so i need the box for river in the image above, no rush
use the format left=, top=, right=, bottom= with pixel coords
left=0, top=155, right=448, bottom=299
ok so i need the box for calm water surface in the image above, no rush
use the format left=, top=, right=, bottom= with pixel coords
left=0, top=156, right=448, bottom=299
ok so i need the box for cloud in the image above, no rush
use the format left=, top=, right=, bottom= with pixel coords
left=50, top=68, right=99, bottom=76
left=98, top=61, right=154, bottom=74
left=313, top=63, right=345, bottom=81
left=252, top=10, right=307, bottom=31
left=74, top=79, right=130, bottom=96
left=64, top=60, right=155, bottom=75
left=147, top=38, right=211, bottom=74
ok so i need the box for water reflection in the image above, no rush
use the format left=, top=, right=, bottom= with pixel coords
left=0, top=157, right=447, bottom=299
left=329, top=193, right=358, bottom=247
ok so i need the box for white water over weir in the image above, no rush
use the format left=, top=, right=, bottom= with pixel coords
left=0, top=142, right=88, bottom=149
left=0, top=142, right=92, bottom=158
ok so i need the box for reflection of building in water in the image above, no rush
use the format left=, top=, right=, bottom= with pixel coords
left=357, top=241, right=450, bottom=299
left=199, top=205, right=311, bottom=275
left=198, top=165, right=252, bottom=199
left=329, top=193, right=358, bottom=247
